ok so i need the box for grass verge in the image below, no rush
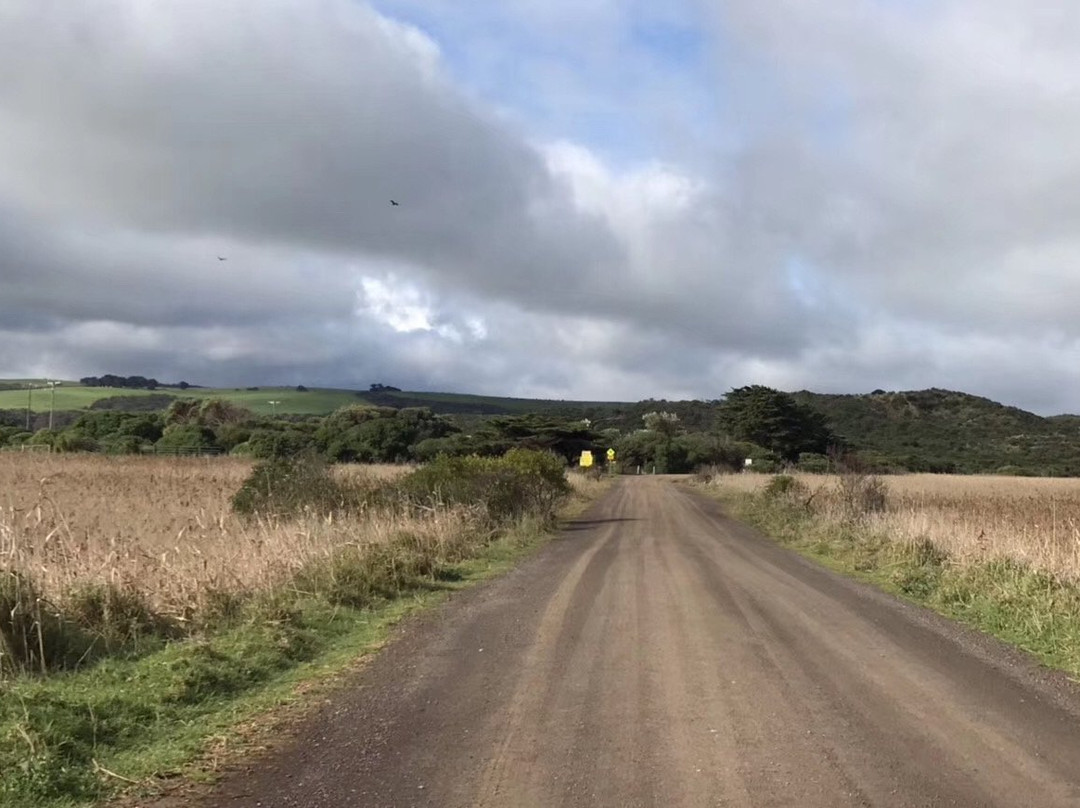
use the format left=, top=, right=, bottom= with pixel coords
left=699, top=483, right=1080, bottom=679
left=0, top=478, right=609, bottom=808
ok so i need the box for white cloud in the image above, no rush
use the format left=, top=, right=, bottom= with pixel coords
left=359, top=277, right=435, bottom=334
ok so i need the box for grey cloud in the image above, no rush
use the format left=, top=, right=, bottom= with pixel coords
left=709, top=0, right=1080, bottom=343
left=0, top=0, right=824, bottom=364
left=3, top=0, right=1080, bottom=415
left=0, top=0, right=619, bottom=307
left=0, top=205, right=357, bottom=329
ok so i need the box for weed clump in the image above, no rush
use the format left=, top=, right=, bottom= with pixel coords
left=0, top=572, right=89, bottom=676
left=890, top=538, right=950, bottom=598
left=66, top=583, right=177, bottom=655
left=1, top=573, right=177, bottom=676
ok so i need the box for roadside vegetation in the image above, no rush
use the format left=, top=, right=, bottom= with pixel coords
left=0, top=450, right=600, bottom=806
left=697, top=470, right=1080, bottom=677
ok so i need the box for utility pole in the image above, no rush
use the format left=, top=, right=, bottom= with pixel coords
left=47, top=380, right=60, bottom=431
left=25, top=382, right=32, bottom=431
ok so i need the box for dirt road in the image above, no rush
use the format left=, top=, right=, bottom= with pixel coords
left=200, top=478, right=1080, bottom=807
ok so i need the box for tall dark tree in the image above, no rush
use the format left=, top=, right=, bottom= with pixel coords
left=718, top=386, right=835, bottom=462
left=484, top=415, right=598, bottom=463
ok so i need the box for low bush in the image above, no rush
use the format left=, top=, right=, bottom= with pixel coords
left=835, top=472, right=888, bottom=520
left=797, top=452, right=831, bottom=473
left=231, top=453, right=359, bottom=518
left=764, top=474, right=806, bottom=499
left=392, top=449, right=570, bottom=525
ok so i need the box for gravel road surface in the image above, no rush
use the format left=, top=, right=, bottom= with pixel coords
left=195, top=477, right=1080, bottom=807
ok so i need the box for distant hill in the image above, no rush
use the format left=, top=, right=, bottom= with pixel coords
left=0, top=384, right=358, bottom=417
left=0, top=382, right=624, bottom=419
left=792, top=388, right=1080, bottom=475
left=362, top=389, right=622, bottom=416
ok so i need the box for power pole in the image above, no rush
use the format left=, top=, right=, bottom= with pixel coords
left=48, top=381, right=60, bottom=431
left=25, top=382, right=32, bottom=431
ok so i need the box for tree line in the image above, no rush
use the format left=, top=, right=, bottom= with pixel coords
left=79, top=375, right=195, bottom=390
left=0, top=386, right=840, bottom=474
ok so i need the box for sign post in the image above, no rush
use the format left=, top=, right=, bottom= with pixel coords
left=580, top=450, right=594, bottom=468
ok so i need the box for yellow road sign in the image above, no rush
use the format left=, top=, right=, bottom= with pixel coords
left=606, top=448, right=616, bottom=462
left=580, top=450, right=594, bottom=468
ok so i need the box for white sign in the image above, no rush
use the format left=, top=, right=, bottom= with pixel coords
left=744, top=458, right=753, bottom=466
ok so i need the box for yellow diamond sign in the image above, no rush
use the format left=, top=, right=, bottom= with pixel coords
left=606, top=448, right=616, bottom=462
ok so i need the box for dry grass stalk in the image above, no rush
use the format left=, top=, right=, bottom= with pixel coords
left=0, top=454, right=464, bottom=622
left=709, top=472, right=1080, bottom=582
left=567, top=472, right=611, bottom=500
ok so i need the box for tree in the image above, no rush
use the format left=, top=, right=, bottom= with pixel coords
left=315, top=406, right=457, bottom=463
left=156, top=425, right=219, bottom=453
left=483, top=415, right=597, bottom=463
left=718, top=386, right=834, bottom=462
left=642, top=411, right=681, bottom=439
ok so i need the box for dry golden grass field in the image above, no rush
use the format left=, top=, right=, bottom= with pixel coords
left=709, top=472, right=1080, bottom=581
left=0, top=454, right=605, bottom=627
left=0, top=454, right=437, bottom=622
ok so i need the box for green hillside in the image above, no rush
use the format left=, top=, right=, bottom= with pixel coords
left=190, top=388, right=362, bottom=415
left=364, top=389, right=621, bottom=416
left=0, top=383, right=157, bottom=412
left=793, top=388, right=1080, bottom=475
left=0, top=384, right=364, bottom=416
left=0, top=382, right=620, bottom=418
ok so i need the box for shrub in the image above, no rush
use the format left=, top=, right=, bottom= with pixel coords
left=231, top=453, right=357, bottom=518
left=394, top=450, right=570, bottom=525
left=54, top=430, right=100, bottom=453
left=890, top=538, right=949, bottom=598
left=242, top=428, right=316, bottom=459
left=835, top=473, right=888, bottom=520
left=798, top=452, right=831, bottom=473
left=103, top=435, right=149, bottom=455
left=502, top=448, right=571, bottom=515
left=745, top=446, right=783, bottom=474
left=764, top=474, right=808, bottom=499
left=156, top=424, right=219, bottom=453
left=26, top=429, right=59, bottom=449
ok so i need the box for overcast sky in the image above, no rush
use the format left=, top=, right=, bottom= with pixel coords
left=2, top=1, right=1079, bottom=413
